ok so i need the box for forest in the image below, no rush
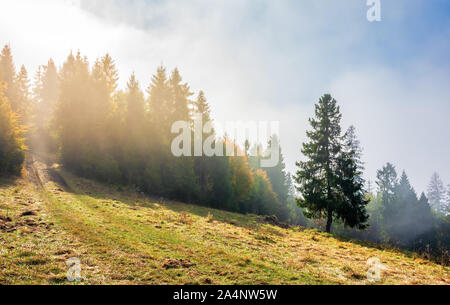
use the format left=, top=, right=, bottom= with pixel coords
left=0, top=44, right=448, bottom=261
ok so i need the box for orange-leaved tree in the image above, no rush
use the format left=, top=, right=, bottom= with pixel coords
left=0, top=82, right=26, bottom=176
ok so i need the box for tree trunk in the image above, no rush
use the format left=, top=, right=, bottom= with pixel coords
left=326, top=209, right=332, bottom=233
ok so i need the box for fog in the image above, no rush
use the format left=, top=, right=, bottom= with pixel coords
left=1, top=0, right=449, bottom=193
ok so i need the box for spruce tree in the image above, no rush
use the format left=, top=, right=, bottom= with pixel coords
left=32, top=59, right=58, bottom=152
left=169, top=68, right=192, bottom=123
left=15, top=65, right=31, bottom=123
left=209, top=149, right=233, bottom=209
left=336, top=128, right=369, bottom=229
left=168, top=69, right=198, bottom=201
left=427, top=172, right=445, bottom=214
left=295, top=94, right=368, bottom=233
left=55, top=51, right=91, bottom=170
left=343, top=125, right=364, bottom=182
left=0, top=45, right=18, bottom=112
left=195, top=91, right=212, bottom=124
left=193, top=91, right=214, bottom=202
left=146, top=66, right=198, bottom=201
left=125, top=73, right=145, bottom=121
left=122, top=73, right=147, bottom=185
left=446, top=185, right=450, bottom=215
left=264, top=135, right=289, bottom=205
left=35, top=59, right=58, bottom=106
left=96, top=53, right=119, bottom=97
left=418, top=192, right=433, bottom=217
left=396, top=171, right=417, bottom=203
left=390, top=171, right=418, bottom=242
left=376, top=163, right=398, bottom=204
left=416, top=192, right=434, bottom=234
left=148, top=66, right=171, bottom=142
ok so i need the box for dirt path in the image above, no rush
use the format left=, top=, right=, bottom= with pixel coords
left=25, top=153, right=67, bottom=190
left=0, top=153, right=105, bottom=284
left=25, top=154, right=44, bottom=189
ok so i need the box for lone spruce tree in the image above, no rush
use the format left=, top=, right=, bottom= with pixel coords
left=295, top=94, right=369, bottom=233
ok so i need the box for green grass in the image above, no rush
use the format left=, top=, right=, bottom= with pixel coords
left=0, top=160, right=448, bottom=285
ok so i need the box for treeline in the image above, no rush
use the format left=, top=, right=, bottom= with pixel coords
left=0, top=45, right=305, bottom=224
left=0, top=46, right=27, bottom=176
left=334, top=165, right=450, bottom=258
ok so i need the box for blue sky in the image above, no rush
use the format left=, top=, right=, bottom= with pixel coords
left=1, top=0, right=449, bottom=193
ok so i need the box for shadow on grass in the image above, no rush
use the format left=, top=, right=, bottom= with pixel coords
left=54, top=167, right=264, bottom=232
left=330, top=232, right=429, bottom=263
left=0, top=176, right=20, bottom=188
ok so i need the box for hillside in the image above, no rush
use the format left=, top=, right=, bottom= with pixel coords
left=0, top=155, right=448, bottom=285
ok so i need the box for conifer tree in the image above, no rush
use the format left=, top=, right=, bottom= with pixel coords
left=146, top=66, right=198, bottom=201
left=208, top=149, right=233, bottom=209
left=167, top=69, right=198, bottom=201
left=416, top=192, right=434, bottom=234
left=335, top=131, right=369, bottom=229
left=386, top=171, right=418, bottom=242
left=55, top=52, right=92, bottom=170
left=264, top=135, right=289, bottom=205
left=195, top=91, right=211, bottom=124
left=122, top=73, right=144, bottom=121
left=95, top=53, right=119, bottom=97
left=169, top=68, right=192, bottom=123
left=148, top=66, right=171, bottom=141
left=376, top=163, right=398, bottom=204
left=91, top=54, right=116, bottom=123
left=295, top=94, right=368, bottom=233
left=121, top=73, right=147, bottom=185
left=427, top=172, right=445, bottom=214
left=32, top=59, right=58, bottom=152
left=15, top=65, right=31, bottom=123
left=193, top=91, right=214, bottom=202
left=34, top=59, right=58, bottom=106
left=446, top=185, right=450, bottom=215
left=396, top=171, right=417, bottom=203
left=418, top=193, right=433, bottom=217
left=343, top=125, right=364, bottom=184
left=0, top=45, right=17, bottom=106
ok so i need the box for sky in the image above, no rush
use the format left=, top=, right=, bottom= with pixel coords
left=0, top=0, right=449, bottom=194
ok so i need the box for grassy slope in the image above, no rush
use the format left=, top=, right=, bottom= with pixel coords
left=0, top=158, right=448, bottom=285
